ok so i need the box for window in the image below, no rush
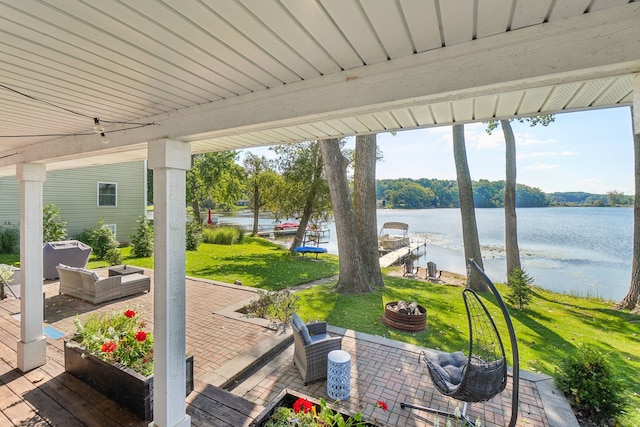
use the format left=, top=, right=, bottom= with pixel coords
left=104, top=224, right=117, bottom=240
left=98, top=182, right=117, bottom=207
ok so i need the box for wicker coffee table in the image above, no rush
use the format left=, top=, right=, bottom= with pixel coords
left=108, top=265, right=144, bottom=277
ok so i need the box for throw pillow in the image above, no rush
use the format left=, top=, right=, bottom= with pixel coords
left=291, top=313, right=312, bottom=345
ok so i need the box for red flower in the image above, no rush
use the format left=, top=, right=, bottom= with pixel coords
left=292, top=398, right=313, bottom=414
left=135, top=331, right=147, bottom=342
left=101, top=341, right=117, bottom=353
left=377, top=400, right=388, bottom=411
left=124, top=309, right=136, bottom=318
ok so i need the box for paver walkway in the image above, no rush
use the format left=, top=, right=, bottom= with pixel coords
left=0, top=269, right=578, bottom=426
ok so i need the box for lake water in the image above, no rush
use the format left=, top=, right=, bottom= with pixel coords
left=219, top=207, right=634, bottom=302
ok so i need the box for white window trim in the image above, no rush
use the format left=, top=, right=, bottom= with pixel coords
left=97, top=182, right=118, bottom=207
left=103, top=224, right=117, bottom=240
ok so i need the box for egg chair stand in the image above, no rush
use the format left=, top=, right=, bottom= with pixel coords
left=401, top=259, right=520, bottom=427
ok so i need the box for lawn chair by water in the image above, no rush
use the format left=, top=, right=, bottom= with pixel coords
left=403, top=258, right=418, bottom=278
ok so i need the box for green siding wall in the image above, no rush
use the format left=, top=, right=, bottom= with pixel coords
left=0, top=161, right=145, bottom=244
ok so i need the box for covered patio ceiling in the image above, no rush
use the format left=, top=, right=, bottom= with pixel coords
left=1, top=0, right=639, bottom=177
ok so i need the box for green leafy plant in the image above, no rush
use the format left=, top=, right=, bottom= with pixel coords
left=130, top=215, right=153, bottom=258
left=0, top=225, right=19, bottom=254
left=73, top=309, right=154, bottom=376
left=89, top=220, right=120, bottom=263
left=185, top=210, right=202, bottom=251
left=554, top=344, right=626, bottom=425
left=202, top=225, right=244, bottom=245
left=246, top=289, right=299, bottom=323
left=42, top=203, right=67, bottom=243
left=506, top=267, right=534, bottom=309
left=265, top=396, right=387, bottom=427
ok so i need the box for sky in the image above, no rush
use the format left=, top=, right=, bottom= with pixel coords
left=242, top=106, right=635, bottom=195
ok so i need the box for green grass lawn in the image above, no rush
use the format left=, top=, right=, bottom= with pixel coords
left=3, top=237, right=639, bottom=424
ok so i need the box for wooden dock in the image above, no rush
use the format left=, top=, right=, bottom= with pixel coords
left=379, top=242, right=426, bottom=268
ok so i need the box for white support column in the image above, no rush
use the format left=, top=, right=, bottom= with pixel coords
left=634, top=74, right=640, bottom=135
left=148, top=139, right=191, bottom=427
left=16, top=163, right=47, bottom=372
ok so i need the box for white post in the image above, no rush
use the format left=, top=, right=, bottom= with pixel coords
left=16, top=163, right=47, bottom=372
left=634, top=74, right=640, bottom=135
left=148, top=139, right=191, bottom=427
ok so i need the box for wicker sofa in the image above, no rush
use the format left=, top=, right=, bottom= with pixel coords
left=291, top=313, right=342, bottom=385
left=56, top=264, right=150, bottom=304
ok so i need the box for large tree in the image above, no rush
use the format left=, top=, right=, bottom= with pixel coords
left=243, top=153, right=279, bottom=236
left=453, top=124, right=486, bottom=291
left=186, top=151, right=244, bottom=220
left=487, top=115, right=554, bottom=277
left=617, top=106, right=640, bottom=313
left=270, top=141, right=332, bottom=252
left=319, top=138, right=372, bottom=294
left=354, top=134, right=384, bottom=287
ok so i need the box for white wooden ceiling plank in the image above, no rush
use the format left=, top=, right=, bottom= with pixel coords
left=321, top=119, right=356, bottom=136
left=399, top=0, right=442, bottom=52
left=439, top=0, right=474, bottom=46
left=268, top=126, right=306, bottom=142
left=208, top=0, right=319, bottom=81
left=0, top=58, right=168, bottom=119
left=320, top=0, right=387, bottom=64
left=430, top=102, right=453, bottom=124
left=248, top=130, right=283, bottom=145
left=339, top=117, right=372, bottom=133
left=566, top=79, right=612, bottom=109
left=390, top=108, right=417, bottom=128
left=240, top=0, right=341, bottom=75
left=511, top=0, right=552, bottom=30
left=280, top=0, right=362, bottom=69
left=619, top=92, right=633, bottom=104
left=518, top=87, right=554, bottom=115
left=355, top=114, right=383, bottom=132
left=548, top=0, right=591, bottom=21
left=74, top=0, right=260, bottom=94
left=477, top=0, right=512, bottom=38
left=309, top=121, right=341, bottom=136
left=4, top=2, right=220, bottom=104
left=592, top=76, right=633, bottom=106
left=410, top=105, right=435, bottom=126
left=359, top=0, right=414, bottom=59
left=373, top=111, right=400, bottom=129
left=495, top=92, right=523, bottom=116
left=541, top=83, right=583, bottom=111
left=474, top=95, right=498, bottom=120
left=452, top=99, right=474, bottom=121
left=258, top=129, right=290, bottom=145
left=590, top=0, right=629, bottom=12
left=296, top=123, right=331, bottom=138
left=161, top=0, right=300, bottom=86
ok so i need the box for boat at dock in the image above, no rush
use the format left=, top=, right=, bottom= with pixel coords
left=378, top=222, right=410, bottom=252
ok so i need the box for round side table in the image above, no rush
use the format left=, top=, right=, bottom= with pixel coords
left=327, top=349, right=351, bottom=400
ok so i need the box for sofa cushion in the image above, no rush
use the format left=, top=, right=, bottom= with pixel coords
left=291, top=313, right=312, bottom=345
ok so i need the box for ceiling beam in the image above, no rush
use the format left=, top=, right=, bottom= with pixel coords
left=1, top=2, right=639, bottom=168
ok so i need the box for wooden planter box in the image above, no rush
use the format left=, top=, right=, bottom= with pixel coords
left=250, top=389, right=379, bottom=427
left=64, top=339, right=194, bottom=421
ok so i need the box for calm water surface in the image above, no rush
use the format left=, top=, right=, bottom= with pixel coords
left=220, top=207, right=633, bottom=301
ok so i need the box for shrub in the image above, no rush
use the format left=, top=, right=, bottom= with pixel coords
left=246, top=289, right=299, bottom=324
left=85, top=220, right=120, bottom=262
left=0, top=226, right=19, bottom=254
left=202, top=226, right=243, bottom=245
left=42, top=203, right=67, bottom=243
left=73, top=228, right=95, bottom=246
left=506, top=267, right=534, bottom=309
left=130, top=215, right=153, bottom=258
left=554, top=344, right=626, bottom=425
left=185, top=211, right=202, bottom=251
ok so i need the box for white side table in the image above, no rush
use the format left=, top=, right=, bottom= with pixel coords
left=327, top=349, right=351, bottom=400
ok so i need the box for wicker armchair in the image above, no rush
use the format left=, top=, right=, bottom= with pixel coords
left=291, top=314, right=342, bottom=385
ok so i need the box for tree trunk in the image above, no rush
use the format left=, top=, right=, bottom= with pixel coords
left=251, top=186, right=260, bottom=236
left=617, top=106, right=640, bottom=313
left=453, top=124, right=487, bottom=291
left=354, top=134, right=384, bottom=287
left=289, top=145, right=324, bottom=252
left=502, top=120, right=521, bottom=277
left=319, top=138, right=372, bottom=294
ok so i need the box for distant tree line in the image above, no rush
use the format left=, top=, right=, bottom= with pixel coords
left=376, top=178, right=633, bottom=208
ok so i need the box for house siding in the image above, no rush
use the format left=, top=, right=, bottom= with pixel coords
left=0, top=161, right=145, bottom=244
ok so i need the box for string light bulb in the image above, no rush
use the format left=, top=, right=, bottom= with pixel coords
left=94, top=117, right=109, bottom=144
